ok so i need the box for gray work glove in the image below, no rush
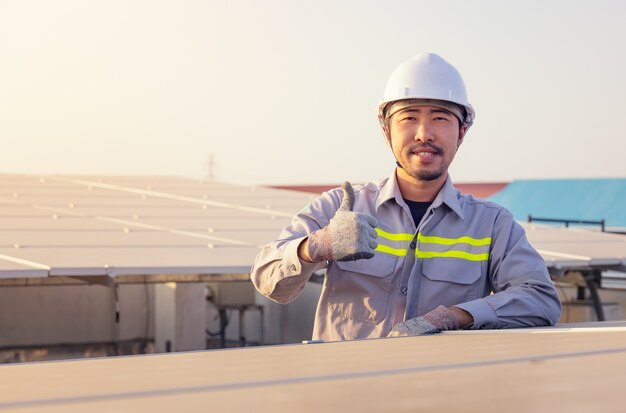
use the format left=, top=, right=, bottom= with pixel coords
left=307, top=181, right=378, bottom=262
left=387, top=305, right=460, bottom=337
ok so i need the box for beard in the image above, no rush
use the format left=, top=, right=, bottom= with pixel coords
left=396, top=143, right=445, bottom=181
left=401, top=163, right=445, bottom=181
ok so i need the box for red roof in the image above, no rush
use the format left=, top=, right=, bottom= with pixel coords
left=454, top=183, right=509, bottom=198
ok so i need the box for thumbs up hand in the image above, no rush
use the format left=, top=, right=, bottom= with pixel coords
left=307, top=182, right=378, bottom=262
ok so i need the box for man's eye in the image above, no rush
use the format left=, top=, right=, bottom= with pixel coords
left=434, top=116, right=449, bottom=121
left=401, top=116, right=416, bottom=122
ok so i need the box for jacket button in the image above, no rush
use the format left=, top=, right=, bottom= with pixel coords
left=290, top=264, right=297, bottom=271
left=479, top=324, right=486, bottom=329
left=401, top=287, right=408, bottom=295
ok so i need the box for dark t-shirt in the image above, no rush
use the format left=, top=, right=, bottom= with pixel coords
left=403, top=199, right=432, bottom=228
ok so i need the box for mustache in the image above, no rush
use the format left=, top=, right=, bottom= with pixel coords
left=407, top=143, right=444, bottom=155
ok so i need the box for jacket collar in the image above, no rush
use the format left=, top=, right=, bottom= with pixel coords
left=376, top=170, right=464, bottom=220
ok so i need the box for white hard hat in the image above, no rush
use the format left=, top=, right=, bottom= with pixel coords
left=377, top=53, right=475, bottom=131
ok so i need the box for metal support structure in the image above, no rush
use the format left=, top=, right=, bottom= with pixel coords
left=154, top=282, right=207, bottom=353
left=0, top=273, right=250, bottom=287
left=528, top=215, right=606, bottom=232
left=215, top=305, right=264, bottom=348
left=583, top=270, right=605, bottom=321
left=69, top=275, right=121, bottom=354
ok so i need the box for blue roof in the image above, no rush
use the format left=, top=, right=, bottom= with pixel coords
left=488, top=178, right=626, bottom=228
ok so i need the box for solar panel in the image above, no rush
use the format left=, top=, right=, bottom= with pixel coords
left=522, top=223, right=626, bottom=271
left=0, top=174, right=313, bottom=280
left=1, top=324, right=625, bottom=411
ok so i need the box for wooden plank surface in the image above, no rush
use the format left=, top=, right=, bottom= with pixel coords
left=1, top=326, right=625, bottom=412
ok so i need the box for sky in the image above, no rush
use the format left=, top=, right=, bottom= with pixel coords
left=1, top=0, right=625, bottom=186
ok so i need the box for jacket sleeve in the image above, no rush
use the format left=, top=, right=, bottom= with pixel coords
left=250, top=190, right=341, bottom=304
left=456, top=208, right=562, bottom=329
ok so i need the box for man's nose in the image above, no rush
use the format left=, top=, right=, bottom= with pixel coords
left=414, top=121, right=434, bottom=142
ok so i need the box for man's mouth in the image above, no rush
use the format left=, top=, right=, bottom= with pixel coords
left=414, top=151, right=436, bottom=158
left=410, top=145, right=442, bottom=158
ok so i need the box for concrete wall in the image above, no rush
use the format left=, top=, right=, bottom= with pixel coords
left=0, top=283, right=154, bottom=347
left=556, top=284, right=626, bottom=322
left=0, top=279, right=321, bottom=351
left=4, top=278, right=624, bottom=353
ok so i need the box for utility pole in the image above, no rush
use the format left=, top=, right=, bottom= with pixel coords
left=206, top=154, right=215, bottom=181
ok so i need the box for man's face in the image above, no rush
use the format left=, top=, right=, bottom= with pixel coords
left=388, top=105, right=466, bottom=182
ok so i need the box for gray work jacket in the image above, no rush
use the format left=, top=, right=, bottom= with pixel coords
left=251, top=172, right=561, bottom=341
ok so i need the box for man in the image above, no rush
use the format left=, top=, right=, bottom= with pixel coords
left=251, top=53, right=561, bottom=341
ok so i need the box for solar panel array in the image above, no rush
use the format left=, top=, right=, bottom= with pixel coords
left=0, top=174, right=624, bottom=281
left=0, top=174, right=313, bottom=279
left=523, top=223, right=626, bottom=273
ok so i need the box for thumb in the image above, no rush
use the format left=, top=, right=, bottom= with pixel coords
left=339, top=181, right=355, bottom=211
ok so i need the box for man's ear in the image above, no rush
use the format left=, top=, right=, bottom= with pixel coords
left=457, top=125, right=467, bottom=148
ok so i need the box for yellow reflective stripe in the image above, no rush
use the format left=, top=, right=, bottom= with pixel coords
left=375, top=228, right=413, bottom=242
left=374, top=230, right=490, bottom=246
left=375, top=244, right=407, bottom=257
left=375, top=246, right=489, bottom=261
left=418, top=234, right=491, bottom=246
left=416, top=250, right=489, bottom=261
left=373, top=229, right=491, bottom=261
